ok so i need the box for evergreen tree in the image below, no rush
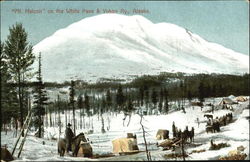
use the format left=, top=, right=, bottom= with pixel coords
left=187, top=90, right=192, bottom=103
left=183, top=79, right=188, bottom=98
left=139, top=86, right=144, bottom=106
left=4, top=23, right=35, bottom=136
left=77, top=94, right=84, bottom=114
left=106, top=89, right=112, bottom=111
left=0, top=42, right=4, bottom=128
left=84, top=93, right=90, bottom=116
left=211, top=84, right=216, bottom=100
left=1, top=42, right=19, bottom=131
left=179, top=81, right=185, bottom=108
left=32, top=53, right=48, bottom=138
left=144, top=85, right=149, bottom=109
left=77, top=94, right=84, bottom=129
left=151, top=88, right=158, bottom=108
left=116, top=85, right=124, bottom=112
left=217, top=84, right=223, bottom=97
left=159, top=88, right=164, bottom=103
left=158, top=101, right=163, bottom=113
left=205, top=83, right=211, bottom=98
left=101, top=96, right=106, bottom=114
left=198, top=81, right=205, bottom=103
left=158, top=88, right=163, bottom=113
left=69, top=80, right=76, bottom=134
left=126, top=97, right=134, bottom=113
left=164, top=88, right=169, bottom=114
left=57, top=95, right=62, bottom=135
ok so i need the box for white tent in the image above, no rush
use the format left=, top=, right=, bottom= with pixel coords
left=218, top=97, right=237, bottom=105
left=228, top=95, right=236, bottom=100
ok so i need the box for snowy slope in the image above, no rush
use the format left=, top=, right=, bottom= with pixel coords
left=33, top=14, right=249, bottom=82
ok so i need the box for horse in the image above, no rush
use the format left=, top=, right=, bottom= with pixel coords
left=206, top=125, right=214, bottom=133
left=58, top=138, right=66, bottom=156
left=188, top=127, right=194, bottom=143
left=204, top=114, right=213, bottom=119
left=219, top=116, right=226, bottom=126
left=212, top=121, right=220, bottom=132
left=206, top=119, right=220, bottom=134
left=226, top=113, right=233, bottom=123
left=182, top=127, right=194, bottom=143
left=58, top=133, right=87, bottom=157
left=1, top=147, right=14, bottom=161
left=182, top=129, right=189, bottom=144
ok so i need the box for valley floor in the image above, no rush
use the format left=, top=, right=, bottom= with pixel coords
left=1, top=97, right=249, bottom=161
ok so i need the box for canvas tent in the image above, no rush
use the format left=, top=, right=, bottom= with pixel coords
left=228, top=95, right=236, bottom=100
left=235, top=96, right=247, bottom=102
left=218, top=97, right=237, bottom=105
left=112, top=137, right=139, bottom=154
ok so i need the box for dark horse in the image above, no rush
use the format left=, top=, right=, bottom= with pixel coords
left=182, top=127, right=194, bottom=143
left=213, top=121, right=220, bottom=133
left=58, top=133, right=87, bottom=157
left=188, top=127, right=195, bottom=143
left=206, top=121, right=220, bottom=133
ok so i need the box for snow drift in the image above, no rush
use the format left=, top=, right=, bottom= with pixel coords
left=33, top=14, right=249, bottom=82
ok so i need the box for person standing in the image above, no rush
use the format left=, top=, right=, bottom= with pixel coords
left=197, top=118, right=200, bottom=128
left=172, top=121, right=176, bottom=138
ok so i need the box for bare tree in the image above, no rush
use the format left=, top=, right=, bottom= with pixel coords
left=57, top=95, right=61, bottom=139
left=181, top=133, right=186, bottom=161
left=139, top=113, right=151, bottom=161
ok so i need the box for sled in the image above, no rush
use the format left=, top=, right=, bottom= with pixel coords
left=118, top=150, right=140, bottom=155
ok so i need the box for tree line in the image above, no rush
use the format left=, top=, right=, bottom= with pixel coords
left=44, top=70, right=249, bottom=120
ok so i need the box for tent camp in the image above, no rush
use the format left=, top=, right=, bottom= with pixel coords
left=235, top=96, right=247, bottom=102
left=218, top=97, right=237, bottom=105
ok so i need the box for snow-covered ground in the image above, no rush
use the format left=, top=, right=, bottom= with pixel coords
left=1, top=97, right=249, bottom=161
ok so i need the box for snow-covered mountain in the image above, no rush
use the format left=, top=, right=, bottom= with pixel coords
left=33, top=14, right=249, bottom=83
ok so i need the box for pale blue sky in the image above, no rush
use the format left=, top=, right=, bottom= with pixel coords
left=1, top=0, right=249, bottom=55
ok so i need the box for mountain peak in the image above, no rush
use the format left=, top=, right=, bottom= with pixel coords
left=33, top=14, right=249, bottom=83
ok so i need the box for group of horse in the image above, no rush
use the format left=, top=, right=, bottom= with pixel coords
left=182, top=126, right=195, bottom=143
left=173, top=124, right=195, bottom=144
left=57, top=133, right=91, bottom=157
left=206, top=113, right=233, bottom=133
left=218, top=113, right=233, bottom=126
